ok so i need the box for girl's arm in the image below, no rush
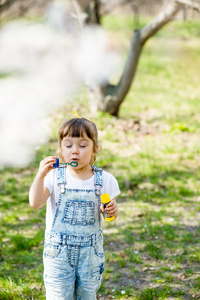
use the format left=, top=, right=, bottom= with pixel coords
left=29, top=156, right=56, bottom=209
left=100, top=197, right=119, bottom=219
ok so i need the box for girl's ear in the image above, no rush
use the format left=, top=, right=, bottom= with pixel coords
left=94, top=145, right=99, bottom=154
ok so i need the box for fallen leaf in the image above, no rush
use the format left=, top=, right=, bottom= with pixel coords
left=179, top=272, right=186, bottom=280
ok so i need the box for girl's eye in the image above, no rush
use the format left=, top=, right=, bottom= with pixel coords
left=80, top=145, right=86, bottom=148
left=66, top=145, right=72, bottom=148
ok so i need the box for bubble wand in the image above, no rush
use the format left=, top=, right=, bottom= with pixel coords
left=53, top=158, right=78, bottom=168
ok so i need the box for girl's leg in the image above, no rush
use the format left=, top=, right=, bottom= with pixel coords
left=76, top=239, right=105, bottom=300
left=45, top=282, right=75, bottom=300
left=75, top=281, right=101, bottom=300
left=43, top=245, right=76, bottom=300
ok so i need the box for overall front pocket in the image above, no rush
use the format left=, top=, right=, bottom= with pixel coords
left=62, top=200, right=95, bottom=226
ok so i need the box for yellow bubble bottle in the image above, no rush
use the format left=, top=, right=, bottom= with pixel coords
left=101, top=193, right=115, bottom=221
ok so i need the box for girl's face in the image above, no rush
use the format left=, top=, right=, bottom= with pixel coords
left=60, top=133, right=95, bottom=170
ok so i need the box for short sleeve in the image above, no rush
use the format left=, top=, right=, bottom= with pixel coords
left=102, top=170, right=120, bottom=200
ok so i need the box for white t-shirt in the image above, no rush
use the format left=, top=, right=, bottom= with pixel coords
left=44, top=167, right=120, bottom=231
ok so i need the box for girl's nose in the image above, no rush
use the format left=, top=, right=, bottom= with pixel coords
left=72, top=144, right=79, bottom=154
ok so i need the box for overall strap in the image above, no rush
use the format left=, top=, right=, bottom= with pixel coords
left=92, top=165, right=103, bottom=196
left=57, top=167, right=66, bottom=194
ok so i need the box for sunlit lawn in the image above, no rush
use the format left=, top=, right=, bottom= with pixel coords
left=0, top=14, right=200, bottom=300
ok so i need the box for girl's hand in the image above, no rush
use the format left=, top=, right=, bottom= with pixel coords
left=38, top=156, right=57, bottom=178
left=100, top=198, right=118, bottom=219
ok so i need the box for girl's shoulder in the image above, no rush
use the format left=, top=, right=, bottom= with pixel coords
left=92, top=165, right=117, bottom=182
left=100, top=169, right=120, bottom=199
left=102, top=169, right=118, bottom=182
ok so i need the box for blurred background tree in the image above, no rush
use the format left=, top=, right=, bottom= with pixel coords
left=76, top=0, right=200, bottom=116
left=1, top=0, right=199, bottom=116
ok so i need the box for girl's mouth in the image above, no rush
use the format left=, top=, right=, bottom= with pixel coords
left=70, top=161, right=78, bottom=167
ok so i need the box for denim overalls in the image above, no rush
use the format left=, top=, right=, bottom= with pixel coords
left=43, top=166, right=105, bottom=300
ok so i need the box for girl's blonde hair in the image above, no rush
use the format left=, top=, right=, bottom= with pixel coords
left=58, top=118, right=101, bottom=165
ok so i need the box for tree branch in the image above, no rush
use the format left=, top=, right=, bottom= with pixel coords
left=90, top=0, right=200, bottom=115
left=140, top=1, right=183, bottom=45
left=105, top=1, right=189, bottom=115
left=139, top=0, right=200, bottom=44
left=176, top=0, right=200, bottom=12
left=0, top=0, right=16, bottom=13
left=114, top=2, right=184, bottom=104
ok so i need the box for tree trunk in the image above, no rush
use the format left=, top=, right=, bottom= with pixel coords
left=76, top=0, right=101, bottom=24
left=88, top=0, right=200, bottom=116
left=102, top=29, right=143, bottom=116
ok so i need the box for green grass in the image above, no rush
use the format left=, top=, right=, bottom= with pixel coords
left=1, top=13, right=200, bottom=300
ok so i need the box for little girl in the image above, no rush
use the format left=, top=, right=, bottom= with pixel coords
left=29, top=117, right=120, bottom=300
